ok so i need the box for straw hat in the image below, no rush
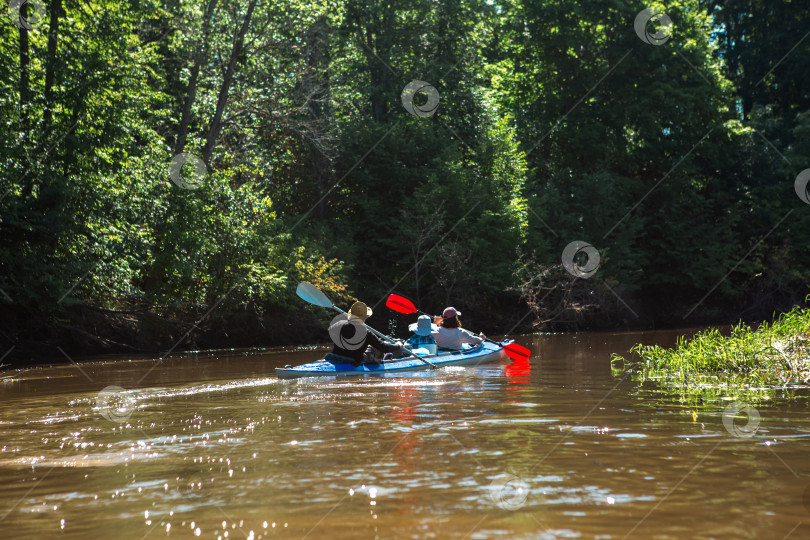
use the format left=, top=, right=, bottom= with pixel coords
left=348, top=301, right=372, bottom=321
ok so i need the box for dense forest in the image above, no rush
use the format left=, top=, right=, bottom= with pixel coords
left=1, top=0, right=808, bottom=361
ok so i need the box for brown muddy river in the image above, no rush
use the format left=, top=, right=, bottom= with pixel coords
left=1, top=329, right=809, bottom=539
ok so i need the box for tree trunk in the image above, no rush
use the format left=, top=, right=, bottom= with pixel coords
left=305, top=16, right=331, bottom=220
left=362, top=2, right=395, bottom=123
left=201, top=0, right=257, bottom=164
left=43, top=0, right=64, bottom=132
left=19, top=3, right=30, bottom=147
left=175, top=0, right=219, bottom=155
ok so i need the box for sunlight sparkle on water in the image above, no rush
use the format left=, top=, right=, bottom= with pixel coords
left=1, top=335, right=808, bottom=539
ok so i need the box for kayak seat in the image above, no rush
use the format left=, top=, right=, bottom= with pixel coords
left=325, top=352, right=390, bottom=366
left=325, top=352, right=355, bottom=363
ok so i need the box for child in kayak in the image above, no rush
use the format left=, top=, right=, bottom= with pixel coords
left=432, top=307, right=484, bottom=350
left=406, top=315, right=438, bottom=355
left=327, top=301, right=404, bottom=365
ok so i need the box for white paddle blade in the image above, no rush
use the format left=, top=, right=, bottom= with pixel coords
left=296, top=281, right=334, bottom=308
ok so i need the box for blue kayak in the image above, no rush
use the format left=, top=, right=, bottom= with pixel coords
left=276, top=341, right=507, bottom=379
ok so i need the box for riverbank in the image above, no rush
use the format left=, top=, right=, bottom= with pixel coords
left=0, top=296, right=628, bottom=368
left=613, top=305, right=810, bottom=403
left=0, top=302, right=325, bottom=368
left=3, top=298, right=809, bottom=370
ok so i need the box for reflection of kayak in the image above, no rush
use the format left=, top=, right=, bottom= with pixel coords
left=276, top=341, right=508, bottom=379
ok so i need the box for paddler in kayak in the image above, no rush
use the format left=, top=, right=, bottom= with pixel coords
left=406, top=314, right=438, bottom=355
left=327, top=301, right=405, bottom=365
left=432, top=307, right=485, bottom=350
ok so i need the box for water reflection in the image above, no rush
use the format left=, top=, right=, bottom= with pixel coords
left=0, top=331, right=808, bottom=539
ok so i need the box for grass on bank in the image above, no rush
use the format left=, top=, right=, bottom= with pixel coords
left=612, top=305, right=810, bottom=403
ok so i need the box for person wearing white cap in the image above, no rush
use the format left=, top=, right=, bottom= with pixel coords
left=431, top=307, right=484, bottom=350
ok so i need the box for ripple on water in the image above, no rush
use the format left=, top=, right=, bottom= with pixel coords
left=477, top=417, right=557, bottom=425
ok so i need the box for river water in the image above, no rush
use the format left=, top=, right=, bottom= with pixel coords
left=1, top=329, right=809, bottom=539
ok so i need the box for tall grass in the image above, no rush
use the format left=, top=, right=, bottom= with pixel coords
left=612, top=306, right=810, bottom=403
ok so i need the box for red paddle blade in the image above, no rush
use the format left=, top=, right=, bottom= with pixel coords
left=386, top=294, right=418, bottom=314
left=503, top=343, right=531, bottom=361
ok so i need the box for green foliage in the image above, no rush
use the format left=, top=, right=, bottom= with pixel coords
left=0, top=0, right=808, bottom=344
left=613, top=305, right=810, bottom=403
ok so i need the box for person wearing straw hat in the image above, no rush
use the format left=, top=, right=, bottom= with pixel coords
left=406, top=315, right=438, bottom=355
left=431, top=306, right=484, bottom=350
left=327, top=301, right=404, bottom=365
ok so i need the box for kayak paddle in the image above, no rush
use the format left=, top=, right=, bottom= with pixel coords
left=297, top=281, right=397, bottom=342
left=385, top=293, right=532, bottom=362
left=296, top=282, right=437, bottom=369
